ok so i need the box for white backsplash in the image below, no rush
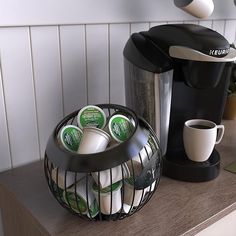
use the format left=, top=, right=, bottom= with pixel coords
left=0, top=1, right=236, bottom=172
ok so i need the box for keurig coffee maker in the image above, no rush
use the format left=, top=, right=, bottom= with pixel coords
left=123, top=24, right=236, bottom=182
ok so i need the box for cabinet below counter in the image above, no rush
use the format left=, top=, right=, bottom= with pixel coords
left=0, top=120, right=236, bottom=236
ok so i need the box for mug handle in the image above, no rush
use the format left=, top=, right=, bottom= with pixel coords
left=215, top=125, right=225, bottom=144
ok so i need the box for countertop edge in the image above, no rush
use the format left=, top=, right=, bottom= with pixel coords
left=183, top=202, right=236, bottom=236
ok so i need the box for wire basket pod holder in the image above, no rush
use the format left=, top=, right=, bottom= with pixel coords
left=44, top=104, right=162, bottom=221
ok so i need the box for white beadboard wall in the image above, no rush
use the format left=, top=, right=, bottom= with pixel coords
left=0, top=1, right=236, bottom=172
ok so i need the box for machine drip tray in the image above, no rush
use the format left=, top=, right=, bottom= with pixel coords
left=163, top=149, right=220, bottom=182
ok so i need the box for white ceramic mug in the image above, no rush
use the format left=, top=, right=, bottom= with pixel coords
left=174, top=0, right=214, bottom=19
left=183, top=119, right=224, bottom=162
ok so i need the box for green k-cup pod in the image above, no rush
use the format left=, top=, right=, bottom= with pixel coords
left=87, top=200, right=99, bottom=218
left=52, top=183, right=64, bottom=198
left=64, top=177, right=99, bottom=218
left=92, top=181, right=122, bottom=194
left=59, top=125, right=83, bottom=152
left=63, top=191, right=87, bottom=214
left=77, top=105, right=106, bottom=129
left=108, top=114, right=134, bottom=143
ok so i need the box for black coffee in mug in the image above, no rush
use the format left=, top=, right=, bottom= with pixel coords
left=184, top=119, right=225, bottom=162
left=190, top=124, right=211, bottom=129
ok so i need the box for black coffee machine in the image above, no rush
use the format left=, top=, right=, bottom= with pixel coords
left=123, top=24, right=236, bottom=182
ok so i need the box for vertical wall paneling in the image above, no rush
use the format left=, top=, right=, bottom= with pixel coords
left=149, top=22, right=168, bottom=28
left=30, top=26, right=63, bottom=157
left=0, top=59, right=11, bottom=171
left=86, top=24, right=109, bottom=104
left=109, top=24, right=129, bottom=105
left=1, top=19, right=236, bottom=172
left=168, top=21, right=184, bottom=24
left=199, top=20, right=213, bottom=29
left=0, top=27, right=40, bottom=167
left=212, top=20, right=225, bottom=35
left=130, top=23, right=150, bottom=34
left=224, top=20, right=236, bottom=44
left=60, top=25, right=87, bottom=114
left=183, top=21, right=199, bottom=25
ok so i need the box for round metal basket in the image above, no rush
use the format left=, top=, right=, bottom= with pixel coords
left=44, top=104, right=162, bottom=221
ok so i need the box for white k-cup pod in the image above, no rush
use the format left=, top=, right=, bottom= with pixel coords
left=92, top=163, right=130, bottom=189
left=126, top=143, right=153, bottom=176
left=132, top=143, right=153, bottom=165
left=145, top=180, right=156, bottom=193
left=58, top=125, right=83, bottom=153
left=108, top=114, right=134, bottom=143
left=92, top=181, right=122, bottom=215
left=122, top=203, right=133, bottom=214
left=123, top=178, right=147, bottom=207
left=77, top=105, right=106, bottom=129
left=51, top=168, right=86, bottom=189
left=78, top=127, right=111, bottom=154
left=63, top=176, right=99, bottom=218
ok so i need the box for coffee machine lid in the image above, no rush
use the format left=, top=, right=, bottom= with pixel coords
left=123, top=32, right=173, bottom=73
left=169, top=46, right=236, bottom=62
left=123, top=24, right=235, bottom=73
left=145, top=24, right=233, bottom=61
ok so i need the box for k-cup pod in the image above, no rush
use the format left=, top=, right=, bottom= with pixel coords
left=77, top=105, right=106, bottom=129
left=106, top=139, right=119, bottom=148
left=108, top=114, right=134, bottom=143
left=126, top=143, right=153, bottom=176
left=145, top=180, right=156, bottom=193
left=92, top=181, right=122, bottom=215
left=123, top=177, right=147, bottom=207
left=109, top=111, right=136, bottom=127
left=52, top=182, right=64, bottom=199
left=51, top=168, right=86, bottom=189
left=63, top=176, right=99, bottom=218
left=126, top=160, right=142, bottom=178
left=58, top=125, right=83, bottom=153
left=78, top=127, right=111, bottom=154
left=133, top=142, right=153, bottom=165
left=92, top=163, right=130, bottom=189
left=122, top=203, right=133, bottom=214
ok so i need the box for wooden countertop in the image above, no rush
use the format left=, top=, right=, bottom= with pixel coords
left=1, top=120, right=236, bottom=236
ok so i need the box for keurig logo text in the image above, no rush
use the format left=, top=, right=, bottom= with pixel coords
left=209, top=48, right=230, bottom=56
